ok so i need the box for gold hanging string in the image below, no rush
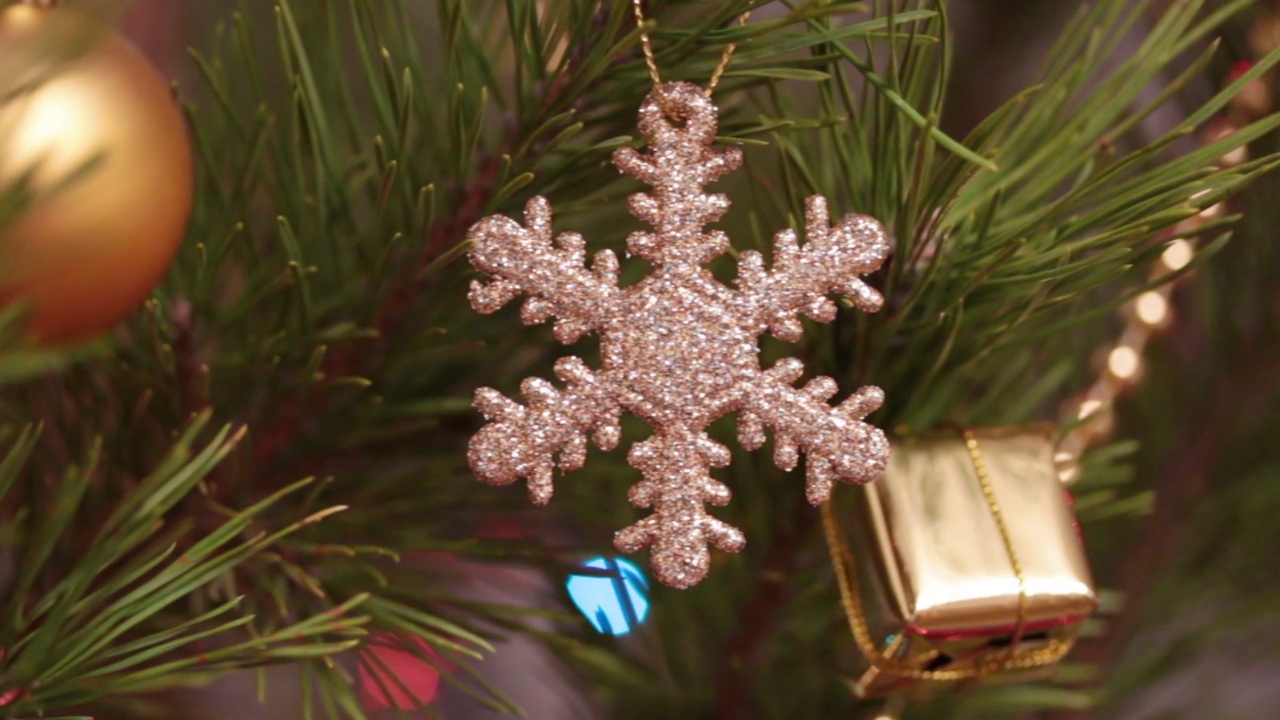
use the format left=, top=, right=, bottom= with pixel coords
left=962, top=429, right=1029, bottom=665
left=820, top=430, right=1076, bottom=684
left=820, top=501, right=979, bottom=682
left=705, top=10, right=750, bottom=96
left=631, top=0, right=665, bottom=91
left=631, top=0, right=751, bottom=97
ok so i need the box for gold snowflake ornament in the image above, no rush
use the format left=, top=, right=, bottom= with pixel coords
left=467, top=82, right=891, bottom=588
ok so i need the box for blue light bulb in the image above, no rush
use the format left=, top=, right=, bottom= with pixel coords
left=566, top=556, right=651, bottom=636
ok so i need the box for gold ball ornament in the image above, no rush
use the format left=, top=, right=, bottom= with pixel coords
left=0, top=2, right=193, bottom=345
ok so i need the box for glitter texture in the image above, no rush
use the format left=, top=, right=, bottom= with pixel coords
left=467, top=82, right=891, bottom=588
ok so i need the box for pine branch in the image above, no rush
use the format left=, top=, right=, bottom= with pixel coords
left=760, top=0, right=1280, bottom=432
left=0, top=414, right=364, bottom=718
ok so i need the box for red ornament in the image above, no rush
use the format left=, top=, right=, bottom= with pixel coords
left=358, top=635, right=448, bottom=712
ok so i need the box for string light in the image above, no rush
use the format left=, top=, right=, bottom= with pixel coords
left=1161, top=239, right=1195, bottom=272
left=1134, top=291, right=1169, bottom=326
left=1077, top=398, right=1105, bottom=420
left=1221, top=144, right=1249, bottom=167
left=1199, top=202, right=1225, bottom=220
left=1107, top=345, right=1141, bottom=380
left=1059, top=54, right=1271, bottom=481
left=1055, top=450, right=1080, bottom=484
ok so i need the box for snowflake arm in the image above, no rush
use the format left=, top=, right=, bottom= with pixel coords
left=468, top=357, right=622, bottom=504
left=738, top=358, right=890, bottom=505
left=612, top=430, right=746, bottom=589
left=737, top=195, right=890, bottom=341
left=468, top=196, right=621, bottom=343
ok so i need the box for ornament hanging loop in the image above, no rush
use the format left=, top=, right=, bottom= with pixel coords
left=638, top=82, right=718, bottom=147
left=631, top=0, right=750, bottom=115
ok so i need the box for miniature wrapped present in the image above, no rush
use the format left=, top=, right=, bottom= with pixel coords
left=822, top=426, right=1097, bottom=697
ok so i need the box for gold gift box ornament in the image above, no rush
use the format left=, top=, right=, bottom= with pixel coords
left=821, top=427, right=1098, bottom=698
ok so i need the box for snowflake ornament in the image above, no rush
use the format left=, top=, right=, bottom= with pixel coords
left=467, top=82, right=891, bottom=589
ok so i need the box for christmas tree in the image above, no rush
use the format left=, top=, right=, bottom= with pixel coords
left=2, top=0, right=1278, bottom=718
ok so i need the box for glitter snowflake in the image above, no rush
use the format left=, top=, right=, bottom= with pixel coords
left=467, top=82, right=891, bottom=588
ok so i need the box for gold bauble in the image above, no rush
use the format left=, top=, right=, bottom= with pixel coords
left=0, top=3, right=193, bottom=345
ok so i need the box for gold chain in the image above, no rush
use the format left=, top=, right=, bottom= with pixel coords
left=631, top=1, right=751, bottom=97
left=821, top=430, right=1076, bottom=683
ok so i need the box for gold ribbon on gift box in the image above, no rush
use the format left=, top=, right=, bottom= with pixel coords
left=822, top=426, right=1097, bottom=696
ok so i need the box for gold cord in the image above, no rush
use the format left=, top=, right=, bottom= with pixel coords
left=821, top=430, right=1076, bottom=684
left=631, top=0, right=664, bottom=90
left=631, top=0, right=751, bottom=97
left=820, top=501, right=977, bottom=682
left=962, top=429, right=1029, bottom=673
left=705, top=11, right=751, bottom=96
